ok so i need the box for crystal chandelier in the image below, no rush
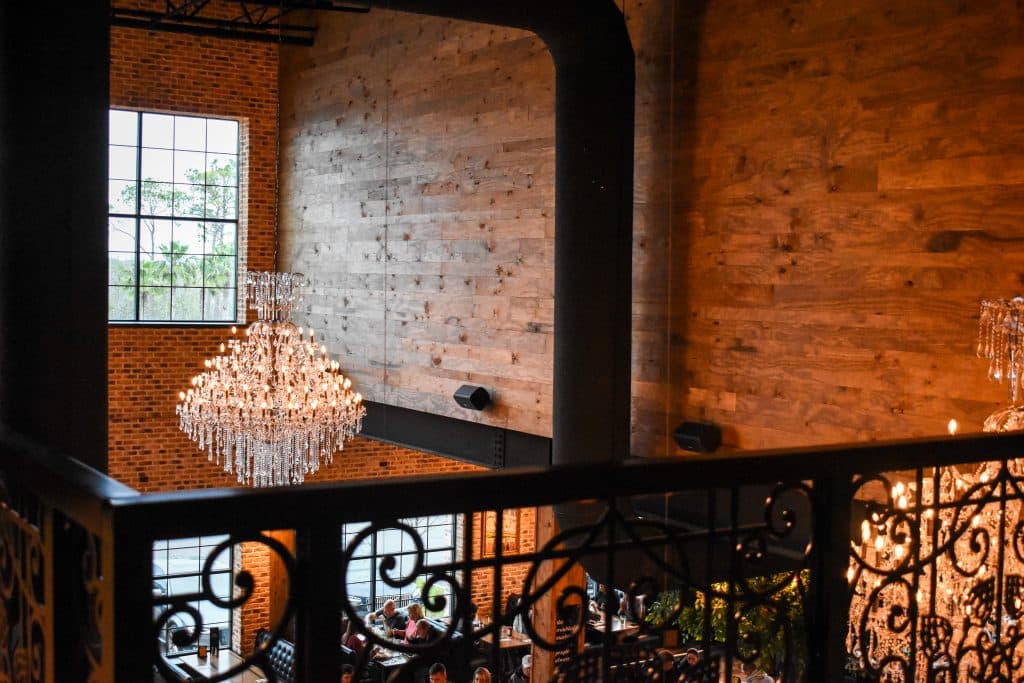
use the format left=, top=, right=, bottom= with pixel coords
left=176, top=271, right=365, bottom=486
left=843, top=300, right=1024, bottom=680
left=977, top=296, right=1024, bottom=431
left=845, top=445, right=1024, bottom=681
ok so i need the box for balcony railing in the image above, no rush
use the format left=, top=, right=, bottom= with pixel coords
left=4, top=428, right=1024, bottom=682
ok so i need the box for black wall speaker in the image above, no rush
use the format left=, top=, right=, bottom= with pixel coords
left=673, top=421, right=721, bottom=453
left=453, top=385, right=491, bottom=411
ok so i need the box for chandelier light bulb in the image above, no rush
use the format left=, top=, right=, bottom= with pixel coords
left=175, top=271, right=365, bottom=487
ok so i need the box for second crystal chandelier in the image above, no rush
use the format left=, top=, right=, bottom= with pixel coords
left=176, top=271, right=365, bottom=487
left=977, top=296, right=1024, bottom=431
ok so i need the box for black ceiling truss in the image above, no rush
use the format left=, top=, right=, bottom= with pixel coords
left=110, top=1, right=371, bottom=45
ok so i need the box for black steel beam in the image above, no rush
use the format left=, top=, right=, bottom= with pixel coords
left=110, top=14, right=317, bottom=45
left=112, top=7, right=318, bottom=32
left=245, top=0, right=371, bottom=9
left=359, top=400, right=551, bottom=469
left=110, top=0, right=370, bottom=44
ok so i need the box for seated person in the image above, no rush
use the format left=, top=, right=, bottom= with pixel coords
left=368, top=599, right=408, bottom=633
left=678, top=648, right=708, bottom=682
left=588, top=583, right=623, bottom=621
left=341, top=618, right=365, bottom=652
left=472, top=667, right=492, bottom=683
left=428, top=662, right=448, bottom=683
left=613, top=592, right=645, bottom=622
left=341, top=663, right=355, bottom=683
left=403, top=603, right=425, bottom=642
left=407, top=618, right=440, bottom=645
left=510, top=654, right=531, bottom=683
left=655, top=649, right=677, bottom=677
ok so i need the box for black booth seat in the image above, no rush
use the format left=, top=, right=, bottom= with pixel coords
left=255, top=629, right=296, bottom=683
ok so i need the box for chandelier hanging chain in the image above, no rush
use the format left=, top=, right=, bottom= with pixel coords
left=175, top=16, right=365, bottom=486
left=382, top=0, right=392, bottom=404
left=273, top=0, right=283, bottom=274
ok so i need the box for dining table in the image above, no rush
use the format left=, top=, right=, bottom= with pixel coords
left=366, top=624, right=413, bottom=677
left=586, top=616, right=642, bottom=640
left=479, top=629, right=532, bottom=679
left=157, top=649, right=267, bottom=682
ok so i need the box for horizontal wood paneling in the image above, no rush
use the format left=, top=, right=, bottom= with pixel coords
left=280, top=0, right=1024, bottom=456
left=281, top=11, right=556, bottom=436
left=669, top=0, right=1024, bottom=449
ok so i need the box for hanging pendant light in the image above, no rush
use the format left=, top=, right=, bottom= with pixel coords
left=176, top=271, right=365, bottom=486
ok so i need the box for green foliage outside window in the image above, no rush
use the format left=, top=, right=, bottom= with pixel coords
left=109, top=156, right=238, bottom=321
left=644, top=570, right=809, bottom=677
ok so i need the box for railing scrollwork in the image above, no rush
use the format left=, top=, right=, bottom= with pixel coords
left=152, top=532, right=297, bottom=683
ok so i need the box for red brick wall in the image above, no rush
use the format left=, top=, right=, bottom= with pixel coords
left=110, top=12, right=283, bottom=653
left=467, top=509, right=538, bottom=622
left=109, top=16, right=278, bottom=492
left=239, top=442, right=489, bottom=650
left=109, top=7, right=535, bottom=656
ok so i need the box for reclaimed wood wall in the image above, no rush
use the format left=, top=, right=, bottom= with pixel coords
left=281, top=11, right=556, bottom=437
left=281, top=0, right=1024, bottom=455
left=673, top=0, right=1024, bottom=449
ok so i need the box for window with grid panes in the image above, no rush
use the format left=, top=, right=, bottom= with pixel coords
left=152, top=536, right=233, bottom=655
left=342, top=515, right=457, bottom=619
left=108, top=110, right=240, bottom=322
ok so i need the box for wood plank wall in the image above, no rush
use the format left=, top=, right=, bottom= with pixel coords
left=281, top=0, right=1024, bottom=455
left=673, top=0, right=1024, bottom=449
left=280, top=12, right=556, bottom=437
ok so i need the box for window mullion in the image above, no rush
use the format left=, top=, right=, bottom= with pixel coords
left=134, top=111, right=143, bottom=321
left=168, top=116, right=176, bottom=322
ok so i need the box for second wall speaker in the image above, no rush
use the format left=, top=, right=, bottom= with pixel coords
left=453, top=385, right=491, bottom=411
left=673, top=421, right=721, bottom=453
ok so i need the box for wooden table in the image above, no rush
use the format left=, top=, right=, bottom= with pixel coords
left=372, top=649, right=411, bottom=670
left=157, top=650, right=268, bottom=682
left=479, top=631, right=532, bottom=678
left=479, top=631, right=532, bottom=650
left=587, top=617, right=641, bottom=639
left=365, top=631, right=412, bottom=675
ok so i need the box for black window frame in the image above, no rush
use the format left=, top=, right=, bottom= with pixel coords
left=342, top=515, right=459, bottom=619
left=152, top=535, right=235, bottom=656
left=108, top=108, right=241, bottom=324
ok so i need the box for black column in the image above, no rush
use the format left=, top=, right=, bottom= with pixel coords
left=0, top=2, right=110, bottom=470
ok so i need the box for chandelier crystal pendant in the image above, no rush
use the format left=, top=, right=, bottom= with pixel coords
left=176, top=271, right=365, bottom=487
left=977, top=296, right=1024, bottom=431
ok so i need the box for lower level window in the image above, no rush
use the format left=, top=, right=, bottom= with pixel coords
left=153, top=536, right=233, bottom=655
left=342, top=515, right=458, bottom=619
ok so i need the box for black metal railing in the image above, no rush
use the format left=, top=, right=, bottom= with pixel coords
left=4, top=428, right=1024, bottom=682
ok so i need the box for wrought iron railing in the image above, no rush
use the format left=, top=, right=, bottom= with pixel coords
left=4, top=428, right=1024, bottom=682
